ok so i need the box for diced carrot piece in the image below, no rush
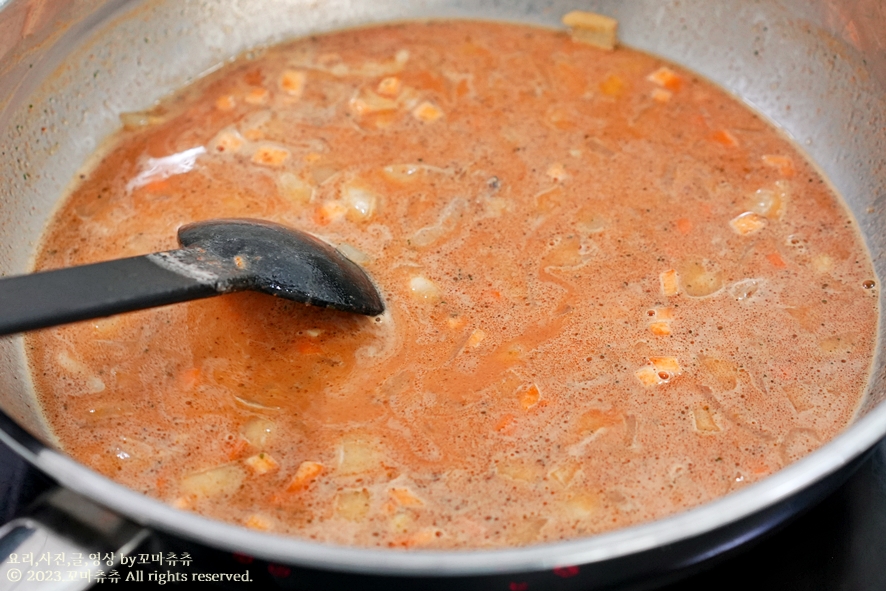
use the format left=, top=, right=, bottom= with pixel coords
left=279, top=69, right=306, bottom=97
left=313, top=201, right=347, bottom=226
left=762, top=154, right=795, bottom=178
left=377, top=76, right=402, bottom=97
left=304, top=152, right=322, bottom=163
left=412, top=101, right=444, bottom=122
left=245, top=452, right=279, bottom=475
left=215, top=94, right=236, bottom=111
left=179, top=367, right=201, bottom=390
left=729, top=212, right=766, bottom=235
left=649, top=321, right=672, bottom=336
left=599, top=74, right=625, bottom=97
left=495, top=414, right=516, bottom=432
left=650, top=356, right=681, bottom=374
left=766, top=252, right=788, bottom=269
left=244, top=514, right=273, bottom=531
left=518, top=383, right=541, bottom=410
left=562, top=10, right=618, bottom=50
left=226, top=438, right=251, bottom=460
left=660, top=269, right=679, bottom=296
left=286, top=461, right=324, bottom=492
left=711, top=129, right=738, bottom=147
left=636, top=357, right=681, bottom=387
left=390, top=487, right=424, bottom=507
left=296, top=341, right=323, bottom=355
left=646, top=67, right=683, bottom=91
left=675, top=218, right=692, bottom=234
left=244, top=87, right=269, bottom=105
left=251, top=145, right=290, bottom=167
left=143, top=179, right=170, bottom=193
left=651, top=88, right=672, bottom=103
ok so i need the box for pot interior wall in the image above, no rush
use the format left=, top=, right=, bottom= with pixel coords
left=0, top=0, right=884, bottom=444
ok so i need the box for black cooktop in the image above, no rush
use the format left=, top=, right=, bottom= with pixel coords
left=2, top=437, right=885, bottom=590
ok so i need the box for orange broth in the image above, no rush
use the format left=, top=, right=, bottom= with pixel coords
left=27, top=20, right=878, bottom=548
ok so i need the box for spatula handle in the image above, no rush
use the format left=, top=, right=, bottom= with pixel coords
left=0, top=255, right=218, bottom=336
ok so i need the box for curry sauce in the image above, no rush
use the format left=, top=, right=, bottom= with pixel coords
left=27, top=20, right=878, bottom=548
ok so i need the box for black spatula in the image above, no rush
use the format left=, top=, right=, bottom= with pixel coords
left=0, top=218, right=385, bottom=336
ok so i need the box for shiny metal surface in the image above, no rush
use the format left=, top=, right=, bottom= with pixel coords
left=0, top=0, right=884, bottom=584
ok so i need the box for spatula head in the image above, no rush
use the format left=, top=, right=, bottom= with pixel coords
left=178, top=219, right=385, bottom=316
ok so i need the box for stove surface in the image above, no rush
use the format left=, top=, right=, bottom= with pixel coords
left=2, top=437, right=885, bottom=590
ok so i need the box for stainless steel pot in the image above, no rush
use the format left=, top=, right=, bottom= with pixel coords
left=0, top=0, right=884, bottom=589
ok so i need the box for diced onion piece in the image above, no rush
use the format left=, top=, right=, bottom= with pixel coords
left=277, top=172, right=314, bottom=204
left=546, top=162, right=569, bottom=182
left=251, top=144, right=290, bottom=167
left=747, top=181, right=789, bottom=219
left=648, top=321, right=672, bottom=336
left=547, top=462, right=580, bottom=487
left=680, top=260, right=723, bottom=297
left=729, top=211, right=766, bottom=235
left=659, top=269, right=680, bottom=296
left=279, top=69, right=306, bottom=97
left=646, top=67, right=683, bottom=91
left=518, top=383, right=541, bottom=410
left=336, top=489, right=371, bottom=521
left=562, top=493, right=600, bottom=519
left=382, top=163, right=421, bottom=183
left=497, top=461, right=543, bottom=482
left=412, top=101, right=444, bottom=122
left=244, top=514, right=273, bottom=531
left=209, top=128, right=246, bottom=154
left=762, top=154, right=795, bottom=178
left=341, top=185, right=378, bottom=222
left=390, top=513, right=413, bottom=533
left=242, top=417, right=275, bottom=447
left=215, top=94, right=236, bottom=111
left=287, top=461, right=324, bottom=492
left=377, top=76, right=402, bottom=97
left=244, top=87, right=269, bottom=105
left=119, top=111, right=166, bottom=130
left=337, top=243, right=370, bottom=264
left=338, top=434, right=385, bottom=475
left=245, top=452, right=279, bottom=475
left=349, top=90, right=398, bottom=116
left=651, top=88, right=672, bottom=103
left=465, top=328, right=486, bottom=349
left=243, top=128, right=265, bottom=141
left=179, top=464, right=245, bottom=498
left=729, top=278, right=762, bottom=302
left=561, top=10, right=618, bottom=50
left=390, top=487, right=424, bottom=507
left=700, top=357, right=739, bottom=391
left=693, top=406, right=720, bottom=432
left=813, top=254, right=834, bottom=273
left=409, top=276, right=442, bottom=302
left=648, top=307, right=673, bottom=320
